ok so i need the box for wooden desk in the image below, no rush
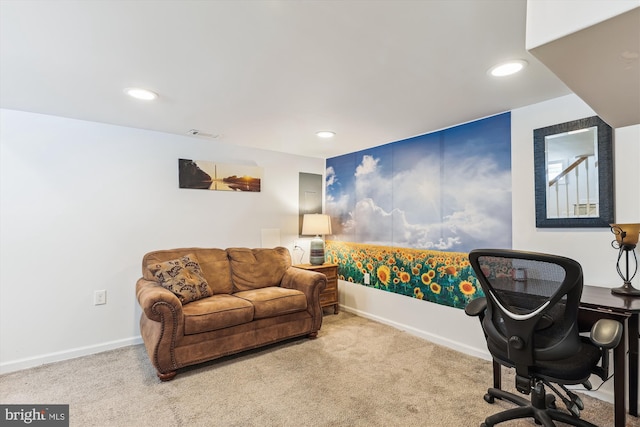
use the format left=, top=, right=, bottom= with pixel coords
left=580, top=285, right=640, bottom=427
left=491, top=285, right=639, bottom=427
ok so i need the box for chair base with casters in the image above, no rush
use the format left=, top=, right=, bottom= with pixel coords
left=481, top=379, right=598, bottom=427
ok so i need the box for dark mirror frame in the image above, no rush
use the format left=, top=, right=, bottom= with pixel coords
left=534, top=116, right=614, bottom=228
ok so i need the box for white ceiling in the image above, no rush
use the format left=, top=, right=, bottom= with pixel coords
left=0, top=0, right=573, bottom=159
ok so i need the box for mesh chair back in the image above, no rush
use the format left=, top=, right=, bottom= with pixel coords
left=469, top=250, right=584, bottom=380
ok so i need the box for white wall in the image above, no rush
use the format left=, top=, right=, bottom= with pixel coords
left=339, top=94, right=640, bottom=404
left=526, top=0, right=640, bottom=49
left=0, top=109, right=324, bottom=373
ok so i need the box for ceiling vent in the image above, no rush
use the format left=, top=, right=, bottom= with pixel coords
left=187, top=129, right=219, bottom=138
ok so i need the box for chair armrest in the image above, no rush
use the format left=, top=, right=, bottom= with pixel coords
left=136, top=278, right=182, bottom=322
left=590, top=318, right=623, bottom=349
left=465, top=297, right=487, bottom=317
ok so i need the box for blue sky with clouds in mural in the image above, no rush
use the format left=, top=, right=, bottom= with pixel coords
left=326, top=112, right=512, bottom=253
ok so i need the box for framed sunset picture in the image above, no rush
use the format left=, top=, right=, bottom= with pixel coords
left=178, top=159, right=262, bottom=192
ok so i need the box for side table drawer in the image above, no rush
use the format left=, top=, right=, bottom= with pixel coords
left=320, top=287, right=337, bottom=304
left=312, top=266, right=336, bottom=280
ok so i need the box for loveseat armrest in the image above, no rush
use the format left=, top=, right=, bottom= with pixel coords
left=281, top=267, right=327, bottom=332
left=136, top=278, right=185, bottom=379
left=136, top=278, right=183, bottom=322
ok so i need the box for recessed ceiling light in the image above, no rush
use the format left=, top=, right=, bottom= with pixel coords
left=316, top=131, right=335, bottom=138
left=488, top=60, right=528, bottom=77
left=124, top=87, right=158, bottom=100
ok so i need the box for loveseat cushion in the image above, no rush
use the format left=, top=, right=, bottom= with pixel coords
left=148, top=254, right=212, bottom=304
left=227, top=247, right=291, bottom=292
left=234, top=287, right=307, bottom=320
left=182, top=294, right=254, bottom=335
left=143, top=248, right=233, bottom=295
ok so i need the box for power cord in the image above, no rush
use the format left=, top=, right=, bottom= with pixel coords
left=589, top=372, right=615, bottom=392
left=293, top=245, right=305, bottom=264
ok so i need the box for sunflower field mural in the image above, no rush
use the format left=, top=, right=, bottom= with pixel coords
left=325, top=113, right=511, bottom=309
left=326, top=241, right=483, bottom=308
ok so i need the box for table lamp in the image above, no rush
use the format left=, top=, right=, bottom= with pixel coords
left=610, top=223, right=640, bottom=296
left=302, top=214, right=332, bottom=265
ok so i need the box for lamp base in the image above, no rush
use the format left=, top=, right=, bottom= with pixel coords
left=611, top=282, right=640, bottom=297
left=309, top=236, right=325, bottom=266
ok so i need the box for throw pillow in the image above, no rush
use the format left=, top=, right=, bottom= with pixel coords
left=149, top=254, right=213, bottom=304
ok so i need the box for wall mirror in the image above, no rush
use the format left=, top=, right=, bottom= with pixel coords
left=534, top=116, right=614, bottom=228
left=298, top=172, right=323, bottom=236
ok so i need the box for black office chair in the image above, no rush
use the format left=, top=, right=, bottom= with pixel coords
left=465, top=249, right=623, bottom=427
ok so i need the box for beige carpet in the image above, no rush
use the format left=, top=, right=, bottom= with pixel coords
left=1, top=312, right=637, bottom=426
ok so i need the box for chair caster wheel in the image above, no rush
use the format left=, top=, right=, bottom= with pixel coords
left=545, top=394, right=556, bottom=409
left=484, top=393, right=495, bottom=404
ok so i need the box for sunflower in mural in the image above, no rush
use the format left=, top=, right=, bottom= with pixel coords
left=421, top=270, right=435, bottom=285
left=442, top=265, right=458, bottom=277
left=377, top=265, right=391, bottom=286
left=459, top=280, right=476, bottom=296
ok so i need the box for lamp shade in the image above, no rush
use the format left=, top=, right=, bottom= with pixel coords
left=301, top=214, right=332, bottom=236
left=611, top=223, right=640, bottom=247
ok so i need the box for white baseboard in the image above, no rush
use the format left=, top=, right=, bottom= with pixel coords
left=0, top=336, right=143, bottom=375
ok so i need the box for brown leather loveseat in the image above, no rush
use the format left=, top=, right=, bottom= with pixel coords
left=136, top=246, right=327, bottom=381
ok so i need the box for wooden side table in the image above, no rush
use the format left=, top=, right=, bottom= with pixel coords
left=293, top=263, right=339, bottom=314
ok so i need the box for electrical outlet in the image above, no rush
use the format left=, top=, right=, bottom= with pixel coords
left=364, top=273, right=370, bottom=285
left=94, top=290, right=107, bottom=305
